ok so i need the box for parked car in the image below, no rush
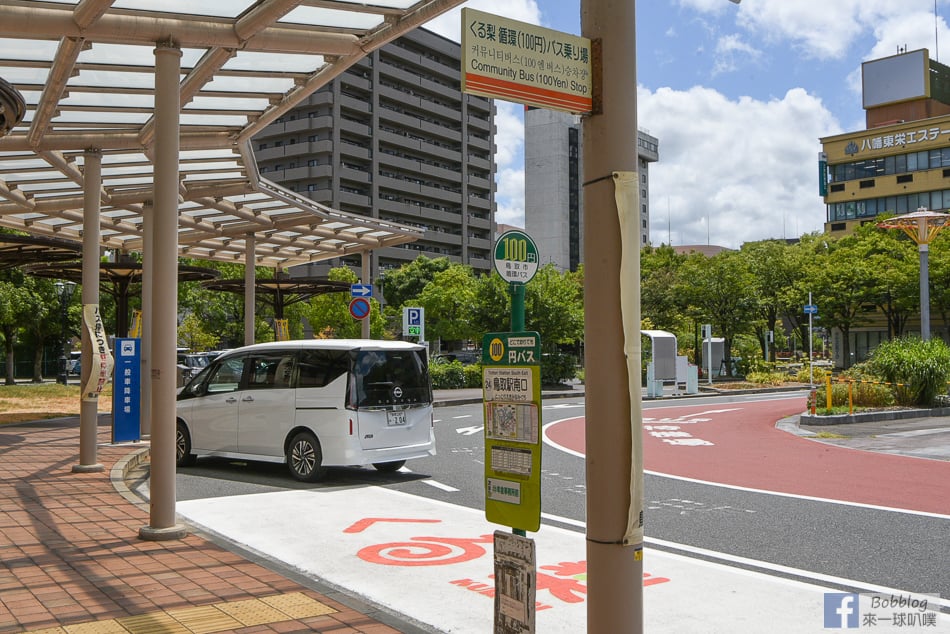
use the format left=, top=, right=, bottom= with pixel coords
left=175, top=339, right=435, bottom=481
left=177, top=352, right=211, bottom=383
left=432, top=350, right=480, bottom=365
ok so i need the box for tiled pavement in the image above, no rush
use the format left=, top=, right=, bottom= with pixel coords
left=0, top=417, right=417, bottom=634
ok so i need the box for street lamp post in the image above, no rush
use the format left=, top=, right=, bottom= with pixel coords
left=878, top=207, right=950, bottom=341
left=53, top=280, right=76, bottom=384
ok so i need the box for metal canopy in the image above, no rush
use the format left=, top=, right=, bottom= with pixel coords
left=204, top=274, right=351, bottom=318
left=0, top=0, right=465, bottom=267
left=0, top=231, right=82, bottom=269
left=26, top=259, right=220, bottom=336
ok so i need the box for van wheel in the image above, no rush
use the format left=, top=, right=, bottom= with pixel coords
left=287, top=431, right=326, bottom=482
left=372, top=460, right=406, bottom=473
left=176, top=421, right=196, bottom=467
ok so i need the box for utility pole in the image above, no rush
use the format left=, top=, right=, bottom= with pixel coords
left=581, top=0, right=642, bottom=632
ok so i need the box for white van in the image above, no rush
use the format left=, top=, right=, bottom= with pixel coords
left=175, top=339, right=435, bottom=481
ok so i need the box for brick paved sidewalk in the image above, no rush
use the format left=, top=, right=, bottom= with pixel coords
left=0, top=417, right=415, bottom=634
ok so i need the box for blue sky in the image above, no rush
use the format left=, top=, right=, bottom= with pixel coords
left=425, top=0, right=950, bottom=248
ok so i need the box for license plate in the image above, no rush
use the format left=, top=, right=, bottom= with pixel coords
left=387, top=410, right=407, bottom=426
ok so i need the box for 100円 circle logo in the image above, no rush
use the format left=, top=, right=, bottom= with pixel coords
left=489, top=338, right=504, bottom=362
left=392, top=386, right=403, bottom=399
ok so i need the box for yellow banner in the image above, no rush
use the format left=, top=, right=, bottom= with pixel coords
left=275, top=319, right=289, bottom=341
left=129, top=309, right=142, bottom=338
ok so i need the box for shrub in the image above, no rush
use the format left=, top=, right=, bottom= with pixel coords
left=745, top=371, right=786, bottom=386
left=795, top=364, right=828, bottom=384
left=865, top=337, right=950, bottom=406
left=541, top=352, right=577, bottom=386
left=813, top=380, right=897, bottom=410
left=429, top=360, right=482, bottom=389
left=463, top=363, right=482, bottom=388
left=430, top=360, right=466, bottom=389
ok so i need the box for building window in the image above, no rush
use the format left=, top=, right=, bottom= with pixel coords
left=258, top=143, right=267, bottom=150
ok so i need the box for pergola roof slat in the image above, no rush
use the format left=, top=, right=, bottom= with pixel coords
left=0, top=0, right=465, bottom=268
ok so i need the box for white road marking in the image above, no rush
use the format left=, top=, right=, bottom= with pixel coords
left=879, top=427, right=950, bottom=438
left=422, top=479, right=460, bottom=492
left=452, top=414, right=473, bottom=419
left=538, top=511, right=950, bottom=612
left=541, top=417, right=950, bottom=521
left=455, top=425, right=482, bottom=436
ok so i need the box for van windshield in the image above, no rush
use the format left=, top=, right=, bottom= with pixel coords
left=349, top=349, right=431, bottom=408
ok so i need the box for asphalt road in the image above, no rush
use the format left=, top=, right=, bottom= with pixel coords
left=171, top=393, right=950, bottom=605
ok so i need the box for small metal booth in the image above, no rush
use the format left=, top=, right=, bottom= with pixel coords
left=642, top=329, right=698, bottom=397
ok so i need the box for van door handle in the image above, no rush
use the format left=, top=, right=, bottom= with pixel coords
left=242, top=395, right=254, bottom=402
left=225, top=397, right=237, bottom=404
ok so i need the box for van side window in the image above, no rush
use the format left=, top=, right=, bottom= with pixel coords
left=297, top=349, right=349, bottom=388
left=246, top=353, right=296, bottom=389
left=204, top=357, right=245, bottom=394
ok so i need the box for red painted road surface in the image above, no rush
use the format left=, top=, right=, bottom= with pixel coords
left=544, top=397, right=950, bottom=516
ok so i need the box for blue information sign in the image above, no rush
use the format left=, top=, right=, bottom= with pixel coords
left=112, top=338, right=141, bottom=443
left=804, top=304, right=818, bottom=315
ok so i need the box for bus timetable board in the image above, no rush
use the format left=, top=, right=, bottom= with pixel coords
left=482, top=331, right=542, bottom=532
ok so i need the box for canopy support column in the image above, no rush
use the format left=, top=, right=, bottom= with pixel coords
left=245, top=232, right=256, bottom=345
left=140, top=40, right=186, bottom=541
left=74, top=147, right=103, bottom=473
left=141, top=201, right=153, bottom=438
left=361, top=251, right=371, bottom=339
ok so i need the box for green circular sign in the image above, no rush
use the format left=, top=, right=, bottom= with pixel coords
left=493, top=230, right=539, bottom=284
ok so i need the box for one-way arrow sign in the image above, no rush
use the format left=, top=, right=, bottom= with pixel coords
left=351, top=284, right=372, bottom=297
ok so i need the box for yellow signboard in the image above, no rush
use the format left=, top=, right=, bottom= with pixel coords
left=482, top=331, right=543, bottom=532
left=461, top=8, right=592, bottom=115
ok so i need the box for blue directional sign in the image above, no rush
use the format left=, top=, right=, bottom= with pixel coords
left=804, top=304, right=818, bottom=315
left=351, top=284, right=373, bottom=297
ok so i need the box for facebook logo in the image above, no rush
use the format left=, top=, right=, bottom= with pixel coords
left=824, top=593, right=859, bottom=629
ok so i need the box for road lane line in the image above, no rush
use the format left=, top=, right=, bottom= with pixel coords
left=541, top=417, right=950, bottom=521
left=538, top=511, right=950, bottom=612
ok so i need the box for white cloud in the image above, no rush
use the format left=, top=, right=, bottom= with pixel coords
left=422, top=0, right=946, bottom=247
left=638, top=85, right=841, bottom=248
left=734, top=0, right=942, bottom=61
left=712, top=34, right=760, bottom=76
left=494, top=165, right=525, bottom=227
left=422, top=0, right=541, bottom=43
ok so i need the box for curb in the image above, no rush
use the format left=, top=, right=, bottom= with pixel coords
left=800, top=406, right=950, bottom=426
left=109, top=444, right=150, bottom=510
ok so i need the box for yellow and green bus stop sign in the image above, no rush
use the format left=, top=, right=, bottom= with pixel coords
left=482, top=331, right=542, bottom=532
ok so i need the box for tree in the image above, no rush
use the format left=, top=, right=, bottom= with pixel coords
left=470, top=271, right=510, bottom=336
left=741, top=239, right=807, bottom=361
left=379, top=255, right=452, bottom=308
left=677, top=250, right=757, bottom=376
left=804, top=236, right=875, bottom=368
left=416, top=264, right=479, bottom=344
left=305, top=267, right=387, bottom=339
left=17, top=277, right=66, bottom=382
left=178, top=259, right=247, bottom=348
left=640, top=244, right=690, bottom=335
left=524, top=264, right=584, bottom=350
left=0, top=270, right=36, bottom=384
left=858, top=223, right=917, bottom=340
left=178, top=313, right=220, bottom=352
left=928, top=230, right=950, bottom=340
